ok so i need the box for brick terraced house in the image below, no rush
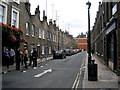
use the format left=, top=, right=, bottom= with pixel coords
left=0, top=0, right=77, bottom=63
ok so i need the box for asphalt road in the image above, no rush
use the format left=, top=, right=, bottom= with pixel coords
left=2, top=51, right=86, bottom=89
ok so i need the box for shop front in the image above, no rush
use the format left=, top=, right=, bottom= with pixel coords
left=106, top=21, right=117, bottom=71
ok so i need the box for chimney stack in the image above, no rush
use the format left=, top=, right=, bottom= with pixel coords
left=25, top=1, right=31, bottom=14
left=43, top=10, right=47, bottom=21
left=53, top=20, right=56, bottom=27
left=35, top=5, right=40, bottom=18
left=49, top=19, right=52, bottom=25
left=43, top=10, right=45, bottom=17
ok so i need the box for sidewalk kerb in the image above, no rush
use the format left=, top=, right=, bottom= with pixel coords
left=82, top=52, right=87, bottom=88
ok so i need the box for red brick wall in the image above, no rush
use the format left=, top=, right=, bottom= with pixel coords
left=74, top=38, right=87, bottom=50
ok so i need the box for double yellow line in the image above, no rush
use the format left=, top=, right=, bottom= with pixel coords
left=72, top=54, right=86, bottom=90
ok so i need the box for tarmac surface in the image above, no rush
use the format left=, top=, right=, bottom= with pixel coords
left=1, top=52, right=120, bottom=89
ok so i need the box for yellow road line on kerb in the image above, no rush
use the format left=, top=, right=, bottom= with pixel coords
left=75, top=69, right=81, bottom=90
left=72, top=54, right=86, bottom=90
left=72, top=73, right=79, bottom=89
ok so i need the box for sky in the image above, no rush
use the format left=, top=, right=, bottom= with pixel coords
left=29, top=0, right=102, bottom=37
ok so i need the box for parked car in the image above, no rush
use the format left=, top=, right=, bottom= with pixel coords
left=53, top=50, right=66, bottom=59
left=65, top=49, right=72, bottom=56
left=73, top=49, right=77, bottom=54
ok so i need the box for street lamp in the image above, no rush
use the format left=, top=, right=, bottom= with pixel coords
left=86, top=1, right=91, bottom=64
left=58, top=30, right=60, bottom=50
left=86, top=1, right=98, bottom=81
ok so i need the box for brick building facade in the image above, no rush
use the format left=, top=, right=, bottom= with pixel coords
left=91, top=1, right=120, bottom=75
left=74, top=33, right=87, bottom=50
left=1, top=0, right=77, bottom=60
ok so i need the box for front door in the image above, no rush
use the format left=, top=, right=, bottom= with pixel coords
left=37, top=46, right=40, bottom=58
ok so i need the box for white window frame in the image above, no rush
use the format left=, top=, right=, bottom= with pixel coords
left=47, top=31, right=49, bottom=40
left=53, top=34, right=54, bottom=42
left=11, top=5, right=20, bottom=28
left=31, top=24, right=35, bottom=37
left=43, top=30, right=45, bottom=39
left=39, top=28, right=41, bottom=38
left=26, top=22, right=29, bottom=36
left=42, top=46, right=44, bottom=54
left=49, top=46, right=51, bottom=54
left=13, top=0, right=20, bottom=4
left=0, top=2, right=8, bottom=24
left=50, top=32, right=51, bottom=39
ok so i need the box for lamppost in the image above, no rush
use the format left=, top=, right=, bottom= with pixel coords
left=86, top=1, right=98, bottom=81
left=58, top=30, right=60, bottom=50
left=86, top=1, right=91, bottom=64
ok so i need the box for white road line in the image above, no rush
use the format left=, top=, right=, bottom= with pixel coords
left=34, top=69, right=52, bottom=78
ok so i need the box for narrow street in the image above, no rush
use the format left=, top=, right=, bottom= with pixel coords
left=2, top=51, right=86, bottom=88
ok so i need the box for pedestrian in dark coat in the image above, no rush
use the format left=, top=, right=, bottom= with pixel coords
left=16, top=47, right=22, bottom=70
left=32, top=48, right=37, bottom=68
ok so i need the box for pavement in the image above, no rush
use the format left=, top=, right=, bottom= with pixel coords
left=82, top=53, right=119, bottom=89
left=1, top=56, right=53, bottom=74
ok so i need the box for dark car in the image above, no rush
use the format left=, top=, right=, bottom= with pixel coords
left=53, top=50, right=66, bottom=59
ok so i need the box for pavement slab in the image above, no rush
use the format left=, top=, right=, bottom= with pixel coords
left=82, top=53, right=119, bottom=89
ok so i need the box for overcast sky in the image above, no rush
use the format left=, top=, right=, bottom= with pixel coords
left=29, top=0, right=102, bottom=37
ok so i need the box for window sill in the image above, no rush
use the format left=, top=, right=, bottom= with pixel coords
left=26, top=34, right=30, bottom=37
left=32, top=35, right=35, bottom=37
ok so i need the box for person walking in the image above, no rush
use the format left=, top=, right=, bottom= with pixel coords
left=16, top=47, right=22, bottom=70
left=4, top=49, right=10, bottom=68
left=24, top=47, right=28, bottom=70
left=32, top=48, right=37, bottom=69
left=9, top=48, right=15, bottom=65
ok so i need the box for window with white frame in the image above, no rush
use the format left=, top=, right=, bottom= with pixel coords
left=31, top=24, right=35, bottom=37
left=50, top=32, right=51, bottom=39
left=43, top=30, right=45, bottom=39
left=42, top=46, right=44, bottom=54
left=0, top=3, right=7, bottom=24
left=0, top=5, right=4, bottom=23
left=39, top=28, right=41, bottom=38
left=26, top=22, right=29, bottom=35
left=12, top=11, right=17, bottom=26
left=53, top=34, right=54, bottom=42
left=47, top=31, right=49, bottom=40
left=11, top=6, right=19, bottom=28
left=49, top=46, right=51, bottom=54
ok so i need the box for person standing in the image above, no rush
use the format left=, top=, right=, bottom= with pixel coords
left=4, top=49, right=10, bottom=68
left=29, top=50, right=33, bottom=66
left=32, top=48, right=37, bottom=68
left=24, top=47, right=28, bottom=70
left=16, top=47, right=22, bottom=70
left=9, top=48, right=15, bottom=65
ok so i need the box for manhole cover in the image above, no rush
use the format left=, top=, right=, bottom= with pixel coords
left=99, top=75, right=113, bottom=80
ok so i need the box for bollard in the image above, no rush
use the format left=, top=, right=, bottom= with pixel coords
left=88, top=60, right=98, bottom=81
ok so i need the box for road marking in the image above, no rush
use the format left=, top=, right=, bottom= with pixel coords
left=72, top=74, right=79, bottom=89
left=72, top=54, right=86, bottom=89
left=34, top=69, right=52, bottom=78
